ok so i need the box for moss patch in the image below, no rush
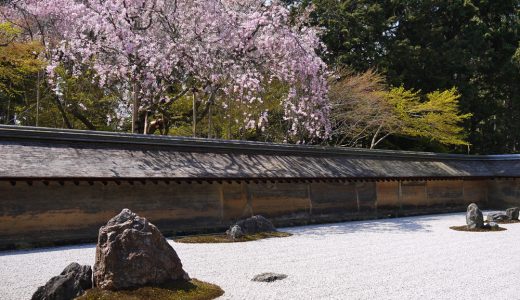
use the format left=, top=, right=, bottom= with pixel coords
left=76, top=279, right=223, bottom=300
left=450, top=225, right=507, bottom=232
left=174, top=231, right=292, bottom=244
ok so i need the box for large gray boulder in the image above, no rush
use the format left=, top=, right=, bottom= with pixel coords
left=506, top=207, right=520, bottom=220
left=93, top=209, right=189, bottom=290
left=31, top=262, right=92, bottom=300
left=235, top=215, right=276, bottom=234
left=466, top=203, right=484, bottom=229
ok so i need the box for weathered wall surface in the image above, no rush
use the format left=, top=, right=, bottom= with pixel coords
left=0, top=179, right=492, bottom=249
left=488, top=179, right=520, bottom=208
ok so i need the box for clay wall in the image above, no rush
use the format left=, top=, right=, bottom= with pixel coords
left=0, top=179, right=495, bottom=249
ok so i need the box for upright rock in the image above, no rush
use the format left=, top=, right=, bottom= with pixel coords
left=506, top=207, right=520, bottom=220
left=32, top=262, right=92, bottom=300
left=235, top=215, right=277, bottom=234
left=466, top=203, right=484, bottom=229
left=94, top=209, right=189, bottom=290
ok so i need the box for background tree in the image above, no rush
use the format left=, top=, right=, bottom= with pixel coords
left=330, top=70, right=471, bottom=149
left=299, top=0, right=520, bottom=153
left=0, top=22, right=43, bottom=124
left=165, top=79, right=292, bottom=143
left=329, top=69, right=397, bottom=148
left=11, top=0, right=330, bottom=139
left=385, top=87, right=471, bottom=149
left=2, top=0, right=520, bottom=154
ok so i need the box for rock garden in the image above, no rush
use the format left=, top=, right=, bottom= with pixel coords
left=4, top=211, right=520, bottom=299
left=27, top=205, right=520, bottom=300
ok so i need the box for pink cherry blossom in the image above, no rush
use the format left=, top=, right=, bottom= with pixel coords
left=3, top=0, right=330, bottom=139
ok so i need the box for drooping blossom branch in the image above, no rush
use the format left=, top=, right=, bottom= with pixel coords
left=4, top=0, right=330, bottom=138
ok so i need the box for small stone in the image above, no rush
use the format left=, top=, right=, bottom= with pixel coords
left=466, top=203, right=484, bottom=229
left=93, top=209, right=189, bottom=291
left=506, top=207, right=519, bottom=220
left=226, top=225, right=244, bottom=240
left=31, top=262, right=92, bottom=300
left=252, top=273, right=288, bottom=282
left=483, top=222, right=499, bottom=230
left=489, top=222, right=499, bottom=228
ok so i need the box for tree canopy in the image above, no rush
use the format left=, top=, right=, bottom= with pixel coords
left=304, top=0, right=520, bottom=153
left=5, top=0, right=330, bottom=139
left=329, top=70, right=470, bottom=149
left=0, top=22, right=43, bottom=124
left=1, top=0, right=519, bottom=154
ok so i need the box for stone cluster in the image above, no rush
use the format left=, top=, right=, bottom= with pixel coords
left=32, top=209, right=189, bottom=299
left=486, top=207, right=519, bottom=222
left=466, top=204, right=519, bottom=230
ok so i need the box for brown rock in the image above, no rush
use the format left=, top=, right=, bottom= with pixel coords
left=93, top=209, right=189, bottom=290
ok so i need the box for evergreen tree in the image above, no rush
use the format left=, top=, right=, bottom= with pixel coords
left=306, top=0, right=520, bottom=153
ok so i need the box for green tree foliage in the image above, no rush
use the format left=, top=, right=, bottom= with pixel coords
left=49, top=66, right=123, bottom=131
left=305, top=0, right=520, bottom=153
left=386, top=87, right=471, bottom=147
left=0, top=22, right=43, bottom=124
left=513, top=43, right=520, bottom=67
left=330, top=70, right=471, bottom=149
left=0, top=22, right=122, bottom=130
left=166, top=80, right=293, bottom=143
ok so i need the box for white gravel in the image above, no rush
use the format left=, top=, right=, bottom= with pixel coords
left=1, top=212, right=519, bottom=300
